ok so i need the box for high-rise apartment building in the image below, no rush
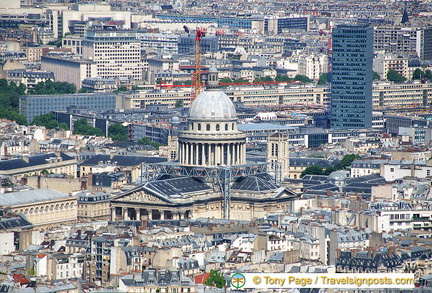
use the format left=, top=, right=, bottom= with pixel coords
left=82, top=30, right=142, bottom=81
left=331, top=24, right=373, bottom=129
left=374, top=27, right=432, bottom=61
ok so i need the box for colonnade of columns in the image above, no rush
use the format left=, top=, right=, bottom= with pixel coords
left=111, top=207, right=191, bottom=221
left=179, top=141, right=246, bottom=166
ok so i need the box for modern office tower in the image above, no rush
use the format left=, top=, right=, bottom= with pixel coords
left=331, top=24, right=373, bottom=129
left=82, top=30, right=142, bottom=81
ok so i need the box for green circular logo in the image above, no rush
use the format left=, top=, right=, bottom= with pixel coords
left=231, top=273, right=246, bottom=289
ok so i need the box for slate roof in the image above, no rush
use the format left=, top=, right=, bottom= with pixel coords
left=0, top=189, right=69, bottom=207
left=289, top=158, right=332, bottom=168
left=0, top=213, right=33, bottom=230
left=232, top=175, right=279, bottom=191
left=0, top=153, right=74, bottom=171
left=81, top=154, right=167, bottom=166
left=145, top=177, right=211, bottom=197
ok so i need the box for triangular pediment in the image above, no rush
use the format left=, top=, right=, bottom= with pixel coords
left=112, top=186, right=176, bottom=205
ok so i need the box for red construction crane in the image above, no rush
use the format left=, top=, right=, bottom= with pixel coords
left=192, top=27, right=206, bottom=103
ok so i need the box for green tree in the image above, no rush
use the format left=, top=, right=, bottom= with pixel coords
left=220, top=78, right=233, bottom=83
left=261, top=76, right=274, bottom=82
left=183, top=80, right=192, bottom=85
left=300, top=165, right=323, bottom=178
left=412, top=68, right=425, bottom=80
left=73, top=118, right=104, bottom=136
left=373, top=71, right=381, bottom=80
left=0, top=79, right=28, bottom=125
left=173, top=81, right=183, bottom=85
left=387, top=69, right=407, bottom=83
left=32, top=112, right=69, bottom=130
left=175, top=99, right=184, bottom=108
left=204, top=270, right=226, bottom=289
left=294, top=74, right=312, bottom=83
left=233, top=78, right=249, bottom=83
left=335, top=154, right=360, bottom=170
left=317, top=73, right=328, bottom=85
left=78, top=88, right=91, bottom=93
left=275, top=74, right=292, bottom=82
left=425, top=69, right=432, bottom=80
left=108, top=123, right=127, bottom=141
left=28, top=80, right=76, bottom=95
left=138, top=137, right=163, bottom=150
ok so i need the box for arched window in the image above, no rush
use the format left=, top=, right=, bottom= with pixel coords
left=232, top=123, right=234, bottom=130
left=206, top=124, right=210, bottom=131
left=197, top=123, right=201, bottom=131
left=225, top=124, right=228, bottom=131
left=191, top=123, right=194, bottom=130
left=216, top=124, right=220, bottom=131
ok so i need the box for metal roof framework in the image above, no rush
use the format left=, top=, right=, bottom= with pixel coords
left=141, top=161, right=281, bottom=219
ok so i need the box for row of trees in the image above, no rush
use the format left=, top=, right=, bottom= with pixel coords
left=413, top=68, right=432, bottom=80
left=300, top=154, right=360, bottom=178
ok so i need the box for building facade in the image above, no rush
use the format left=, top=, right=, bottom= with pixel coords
left=331, top=24, right=373, bottom=129
left=82, top=30, right=142, bottom=80
left=20, top=93, right=119, bottom=123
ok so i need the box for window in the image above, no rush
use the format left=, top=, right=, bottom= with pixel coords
left=206, top=124, right=210, bottom=131
left=225, top=124, right=228, bottom=131
left=197, top=123, right=201, bottom=131
left=216, top=124, right=220, bottom=131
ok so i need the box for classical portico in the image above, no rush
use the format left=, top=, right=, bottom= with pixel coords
left=178, top=65, right=247, bottom=167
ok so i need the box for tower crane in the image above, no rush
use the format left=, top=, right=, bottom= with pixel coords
left=184, top=26, right=206, bottom=103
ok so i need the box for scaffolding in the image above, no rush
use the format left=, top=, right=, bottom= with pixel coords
left=140, top=161, right=282, bottom=219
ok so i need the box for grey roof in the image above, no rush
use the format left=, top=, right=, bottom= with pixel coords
left=238, top=123, right=295, bottom=131
left=0, top=189, right=70, bottom=207
left=0, top=153, right=74, bottom=171
left=231, top=175, right=279, bottom=191
left=81, top=154, right=166, bottom=166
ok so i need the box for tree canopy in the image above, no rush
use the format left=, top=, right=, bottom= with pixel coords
left=294, top=74, right=312, bottom=83
left=138, top=137, right=163, bottom=150
left=108, top=123, right=128, bottom=141
left=317, top=73, right=328, bottom=85
left=300, top=154, right=360, bottom=178
left=73, top=118, right=104, bottom=136
left=373, top=71, right=381, bottom=80
left=386, top=69, right=407, bottom=83
left=32, top=112, right=69, bottom=130
left=0, top=79, right=27, bottom=125
left=28, top=80, right=76, bottom=95
left=205, top=270, right=226, bottom=289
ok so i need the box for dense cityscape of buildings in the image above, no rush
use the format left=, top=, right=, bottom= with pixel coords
left=1, top=0, right=432, bottom=292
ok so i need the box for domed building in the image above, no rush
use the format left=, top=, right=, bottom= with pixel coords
left=110, top=67, right=297, bottom=221
left=178, top=66, right=246, bottom=166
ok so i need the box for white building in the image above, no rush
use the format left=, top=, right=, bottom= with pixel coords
left=373, top=53, right=409, bottom=80
left=82, top=30, right=142, bottom=81
left=297, top=54, right=328, bottom=80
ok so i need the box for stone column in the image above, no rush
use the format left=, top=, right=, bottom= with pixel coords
left=135, top=208, right=141, bottom=221
left=201, top=143, right=205, bottom=166
left=236, top=143, right=240, bottom=165
left=215, top=144, right=220, bottom=165
left=194, top=144, right=199, bottom=165
left=111, top=207, right=116, bottom=221
left=148, top=210, right=153, bottom=221
left=160, top=210, right=165, bottom=221
left=227, top=143, right=231, bottom=165
left=122, top=207, right=127, bottom=220
left=185, top=143, right=189, bottom=165
left=180, top=211, right=185, bottom=220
